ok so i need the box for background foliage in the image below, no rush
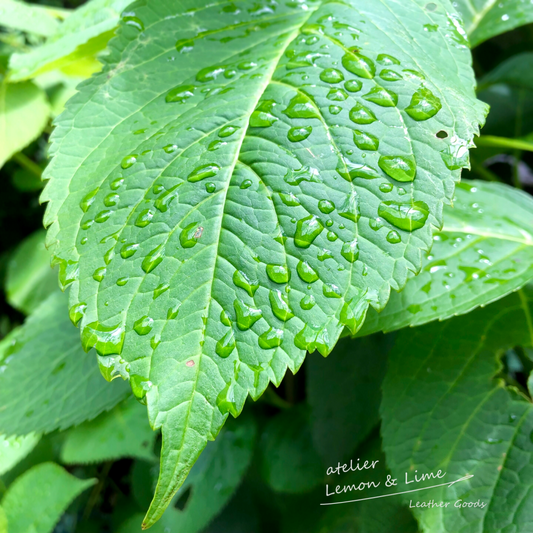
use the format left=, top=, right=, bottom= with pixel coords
left=0, top=0, right=533, bottom=532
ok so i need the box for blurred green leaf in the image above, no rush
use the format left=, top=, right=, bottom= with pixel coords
left=0, top=291, right=130, bottom=436
left=306, top=335, right=392, bottom=466
left=456, top=0, right=533, bottom=47
left=0, top=81, right=49, bottom=168
left=260, top=405, right=323, bottom=494
left=0, top=507, right=6, bottom=533
left=358, top=180, right=533, bottom=336
left=5, top=230, right=57, bottom=315
left=8, top=0, right=132, bottom=82
left=0, top=434, right=40, bottom=477
left=381, top=285, right=533, bottom=533
left=478, top=52, right=533, bottom=92
left=60, top=398, right=156, bottom=464
left=1, top=462, right=95, bottom=533
left=0, top=0, right=66, bottom=37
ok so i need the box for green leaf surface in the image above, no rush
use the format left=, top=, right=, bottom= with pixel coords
left=0, top=291, right=130, bottom=436
left=41, top=0, right=486, bottom=525
left=260, top=405, right=323, bottom=494
left=306, top=335, right=391, bottom=466
left=0, top=0, right=65, bottom=37
left=60, top=398, right=156, bottom=464
left=358, top=179, right=533, bottom=336
left=0, top=434, right=40, bottom=477
left=0, top=462, right=95, bottom=533
left=5, top=230, right=58, bottom=315
left=381, top=285, right=533, bottom=533
left=455, top=0, right=533, bottom=47
left=8, top=0, right=132, bottom=82
left=0, top=507, right=6, bottom=533
left=0, top=81, right=50, bottom=168
left=118, top=415, right=256, bottom=533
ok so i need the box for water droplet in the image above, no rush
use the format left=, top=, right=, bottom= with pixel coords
left=279, top=191, right=300, bottom=206
left=233, top=270, right=259, bottom=296
left=167, top=303, right=180, bottom=319
left=80, top=188, right=99, bottom=212
left=121, top=155, right=137, bottom=169
left=135, top=209, right=154, bottom=228
left=353, top=130, right=379, bottom=151
left=216, top=330, right=236, bottom=358
left=318, top=248, right=333, bottom=261
left=154, top=283, right=169, bottom=299
left=329, top=105, right=342, bottom=115
left=208, top=140, right=226, bottom=151
left=219, top=125, right=239, bottom=137
left=295, top=215, right=324, bottom=248
left=117, top=277, right=129, bottom=286
left=180, top=222, right=203, bottom=248
left=93, top=267, right=106, bottom=282
left=363, top=86, right=398, bottom=107
left=196, top=65, right=226, bottom=83
left=95, top=210, right=113, bottom=223
left=379, top=69, right=403, bottom=82
left=344, top=79, right=362, bottom=92
left=320, top=68, right=344, bottom=83
left=379, top=182, right=393, bottom=193
left=342, top=49, right=375, bottom=78
left=205, top=182, right=217, bottom=193
left=406, top=86, right=442, bottom=121
left=349, top=103, right=377, bottom=124
left=142, top=245, right=165, bottom=273
left=377, top=54, right=400, bottom=66
left=283, top=94, right=320, bottom=120
left=69, top=302, right=87, bottom=326
left=269, top=289, right=294, bottom=321
left=318, top=199, right=335, bottom=214
left=341, top=239, right=359, bottom=262
left=387, top=230, right=401, bottom=243
left=379, top=155, right=416, bottom=182
left=378, top=200, right=429, bottom=231
left=266, top=264, right=290, bottom=284
left=323, top=283, right=342, bottom=298
left=121, top=243, right=139, bottom=259
left=337, top=155, right=379, bottom=181
left=220, top=309, right=232, bottom=327
left=284, top=165, right=319, bottom=185
left=327, top=88, right=348, bottom=101
left=288, top=126, right=312, bottom=142
left=441, top=136, right=470, bottom=169
left=103, top=193, right=119, bottom=208
left=188, top=163, right=220, bottom=182
left=250, top=100, right=278, bottom=127
left=123, top=13, right=144, bottom=31
left=234, top=299, right=262, bottom=330
left=339, top=190, right=360, bottom=222
left=81, top=322, right=125, bottom=356
left=300, top=294, right=315, bottom=310
left=134, top=316, right=154, bottom=336
left=111, top=177, right=124, bottom=190
left=297, top=260, right=319, bottom=283
left=258, top=327, right=284, bottom=349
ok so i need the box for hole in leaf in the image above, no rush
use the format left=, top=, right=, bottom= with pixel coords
left=174, top=486, right=192, bottom=510
left=436, top=130, right=448, bottom=139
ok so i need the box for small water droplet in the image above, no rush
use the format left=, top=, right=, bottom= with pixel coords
left=154, top=283, right=170, bottom=299
left=121, top=155, right=137, bottom=169
left=121, top=243, right=139, bottom=259
left=349, top=103, right=377, bottom=124
left=188, top=164, right=220, bottom=182
left=69, top=302, right=87, bottom=326
left=323, top=283, right=342, bottom=298
left=250, top=100, right=278, bottom=127
left=240, top=179, right=253, bottom=189
left=216, top=330, right=236, bottom=357
left=378, top=200, right=429, bottom=231
left=379, top=155, right=416, bottom=182
left=363, top=86, right=398, bottom=107
left=320, top=68, right=344, bottom=83
left=342, top=49, right=375, bottom=78
left=233, top=270, right=259, bottom=296
left=142, top=245, right=165, bottom=273
left=379, top=69, right=403, bottom=81
left=341, top=239, right=359, bottom=262
left=344, top=79, right=362, bottom=92
left=353, top=130, right=379, bottom=151
left=300, top=294, right=316, bottom=310
left=387, top=230, right=402, bottom=243
left=283, top=93, right=320, bottom=120
left=219, top=125, right=240, bottom=137
left=258, top=327, right=284, bottom=349
left=266, top=264, right=290, bottom=284
left=377, top=54, right=400, bottom=66
left=288, top=126, right=312, bottom=142
left=295, top=215, right=324, bottom=248
left=134, top=316, right=154, bottom=336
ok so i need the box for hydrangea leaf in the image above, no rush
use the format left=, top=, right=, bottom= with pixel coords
left=0, top=434, right=40, bottom=477
left=1, top=462, right=95, bottom=533
left=0, top=81, right=50, bottom=168
left=455, top=0, right=533, bottom=47
left=0, top=291, right=130, bottom=436
left=358, top=179, right=533, bottom=336
left=0, top=0, right=65, bottom=37
left=381, top=286, right=533, bottom=532
left=41, top=0, right=486, bottom=526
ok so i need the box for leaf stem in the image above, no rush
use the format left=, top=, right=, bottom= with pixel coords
left=475, top=135, right=533, bottom=153
left=11, top=152, right=43, bottom=179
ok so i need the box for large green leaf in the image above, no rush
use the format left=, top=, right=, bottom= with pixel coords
left=60, top=398, right=156, bottom=464
left=381, top=286, right=533, bottom=533
left=4, top=230, right=58, bottom=315
left=0, top=81, right=50, bottom=168
left=0, top=462, right=95, bottom=533
left=41, top=0, right=486, bottom=525
left=306, top=335, right=391, bottom=465
left=8, top=0, right=132, bottom=82
left=0, top=0, right=65, bottom=37
left=0, top=434, right=40, bottom=477
left=358, top=179, right=533, bottom=335
left=455, top=0, right=533, bottom=47
left=0, top=291, right=130, bottom=436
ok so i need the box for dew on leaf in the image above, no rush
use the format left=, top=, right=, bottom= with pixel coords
left=266, top=264, right=290, bottom=284
left=258, top=327, right=284, bottom=349
left=175, top=38, right=194, bottom=53
left=297, top=260, right=319, bottom=283
left=284, top=165, right=319, bottom=185
left=95, top=210, right=113, bottom=223
left=353, top=130, right=379, bottom=151
left=154, top=283, right=170, bottom=299
left=117, top=277, right=129, bottom=286
left=220, top=309, right=232, bottom=327
left=233, top=270, right=259, bottom=296
left=279, top=191, right=300, bottom=206
left=329, top=105, right=342, bottom=115
left=344, top=79, right=362, bottom=92
left=111, top=177, right=124, bottom=190
left=288, top=126, right=312, bottom=142
left=300, top=294, right=316, bottom=310
left=234, top=299, right=262, bottom=330
left=167, top=304, right=180, bottom=320
left=377, top=53, right=400, bottom=65
left=387, top=230, right=402, bottom=243
left=240, top=179, right=253, bottom=189
left=163, top=144, right=178, bottom=154
left=349, top=103, right=377, bottom=124
left=216, top=330, right=236, bottom=358
left=320, top=68, right=344, bottom=83
left=81, top=322, right=125, bottom=356
left=327, top=88, right=348, bottom=101
left=295, top=215, right=324, bottom=248
left=318, top=248, right=333, bottom=261
left=104, top=193, right=119, bottom=207
left=363, top=86, right=398, bottom=107
left=188, top=164, right=220, bottom=182
left=282, top=94, right=320, bottom=120
left=219, top=125, right=240, bottom=137
left=341, top=239, right=359, bottom=262
left=378, top=200, right=429, bottom=231
left=323, top=283, right=342, bottom=298
left=342, top=49, right=375, bottom=78
left=196, top=65, right=226, bottom=83
left=318, top=199, right=335, bottom=214
left=121, top=243, right=139, bottom=259
left=269, top=289, right=294, bottom=321
left=80, top=188, right=99, bottom=213
left=405, top=86, right=442, bottom=120
left=339, top=190, right=360, bottom=222
left=142, top=245, right=165, bottom=273
left=134, top=316, right=154, bottom=336
left=69, top=302, right=87, bottom=326
left=379, top=155, right=416, bottom=182
left=250, top=100, right=278, bottom=127
left=180, top=222, right=203, bottom=248
left=121, top=155, right=138, bottom=169
left=379, top=69, right=403, bottom=81
left=123, top=13, right=144, bottom=31
left=93, top=267, right=106, bottom=282
left=337, top=155, right=379, bottom=181
left=205, top=182, right=217, bottom=193
left=135, top=209, right=154, bottom=228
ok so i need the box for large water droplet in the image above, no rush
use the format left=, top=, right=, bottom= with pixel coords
left=378, top=200, right=430, bottom=231
left=283, top=94, right=320, bottom=120
left=166, top=84, right=195, bottom=104
left=339, top=190, right=360, bottom=222
left=341, top=239, right=359, bottom=262
left=142, top=245, right=165, bottom=273
left=441, top=136, right=470, bottom=170
left=318, top=199, right=335, bottom=214
left=69, top=302, right=87, bottom=326
left=134, top=316, right=154, bottom=336
left=81, top=322, right=125, bottom=356
left=216, top=330, right=236, bottom=358
left=337, top=155, right=379, bottom=181
left=320, top=68, right=344, bottom=83
left=349, top=103, right=377, bottom=124
left=294, top=215, right=324, bottom=248
left=342, top=49, right=375, bottom=78
left=250, top=100, right=278, bottom=127
left=135, top=209, right=154, bottom=228
left=93, top=267, right=106, bottom=282
left=234, top=299, right=262, bottom=330
left=266, top=264, right=290, bottom=284
left=233, top=270, right=259, bottom=296
left=180, top=222, right=203, bottom=248
left=196, top=65, right=226, bottom=83
left=353, top=130, right=379, bottom=151
left=284, top=165, right=319, bottom=185
left=297, top=260, right=319, bottom=283
left=269, top=289, right=294, bottom=321
left=327, top=88, right=348, bottom=101
left=288, top=126, right=312, bottom=142
left=363, top=86, right=398, bottom=107
left=121, top=155, right=137, bottom=169
left=258, top=327, right=284, bottom=349
left=379, top=69, right=403, bottom=82
left=123, top=13, right=144, bottom=31
left=121, top=243, right=139, bottom=259
left=219, top=125, right=240, bottom=138
left=344, top=79, right=362, bottom=92
left=188, top=164, right=220, bottom=182
left=406, top=86, right=442, bottom=120
left=323, top=283, right=342, bottom=298
left=300, top=294, right=316, bottom=310
left=379, top=155, right=416, bottom=182
left=377, top=54, right=400, bottom=66
left=80, top=188, right=99, bottom=212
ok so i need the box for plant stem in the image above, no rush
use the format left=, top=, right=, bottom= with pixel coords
left=475, top=135, right=533, bottom=153
left=12, top=152, right=43, bottom=179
